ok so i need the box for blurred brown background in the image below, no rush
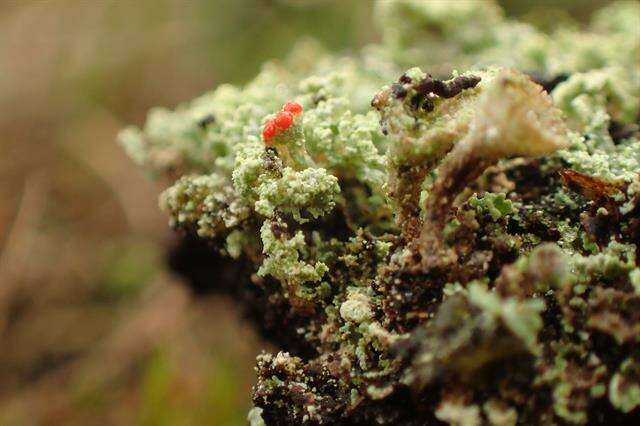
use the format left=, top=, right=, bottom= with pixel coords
left=0, top=1, right=612, bottom=425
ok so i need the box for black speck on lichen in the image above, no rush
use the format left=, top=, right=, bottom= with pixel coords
left=197, top=114, right=216, bottom=129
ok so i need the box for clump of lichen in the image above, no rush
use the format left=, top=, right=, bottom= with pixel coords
left=119, top=1, right=640, bottom=424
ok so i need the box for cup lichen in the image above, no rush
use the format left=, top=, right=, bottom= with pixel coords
left=119, top=1, right=640, bottom=424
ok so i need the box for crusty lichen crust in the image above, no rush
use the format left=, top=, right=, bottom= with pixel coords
left=119, top=1, right=640, bottom=424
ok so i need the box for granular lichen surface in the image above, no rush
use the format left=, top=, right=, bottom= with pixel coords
left=119, top=1, right=640, bottom=424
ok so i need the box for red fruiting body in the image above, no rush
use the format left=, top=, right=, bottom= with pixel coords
left=274, top=111, right=294, bottom=129
left=262, top=121, right=276, bottom=143
left=262, top=101, right=303, bottom=144
left=283, top=101, right=303, bottom=115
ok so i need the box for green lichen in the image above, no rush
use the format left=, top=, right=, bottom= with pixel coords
left=258, top=219, right=329, bottom=302
left=120, top=1, right=640, bottom=424
left=467, top=283, right=545, bottom=355
left=468, top=193, right=515, bottom=221
left=160, top=173, right=249, bottom=238
left=610, top=357, right=640, bottom=413
left=254, top=167, right=339, bottom=223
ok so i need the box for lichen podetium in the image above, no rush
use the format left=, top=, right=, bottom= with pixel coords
left=118, top=1, right=640, bottom=424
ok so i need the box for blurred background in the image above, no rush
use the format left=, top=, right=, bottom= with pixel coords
left=0, top=1, right=613, bottom=425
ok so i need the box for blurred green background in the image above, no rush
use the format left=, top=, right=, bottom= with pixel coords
left=0, top=1, right=613, bottom=425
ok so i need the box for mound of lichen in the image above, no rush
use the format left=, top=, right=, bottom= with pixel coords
left=119, top=1, right=640, bottom=424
